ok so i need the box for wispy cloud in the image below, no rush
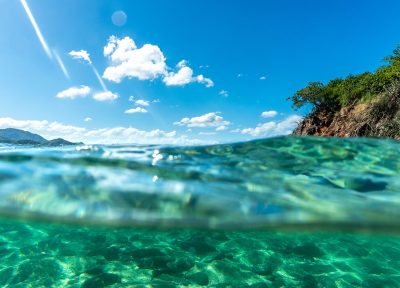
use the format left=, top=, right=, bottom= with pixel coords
left=69, top=49, right=108, bottom=92
left=20, top=0, right=52, bottom=59
left=92, top=66, right=108, bottom=92
left=20, top=0, right=71, bottom=80
left=219, top=90, right=229, bottom=97
left=53, top=50, right=69, bottom=79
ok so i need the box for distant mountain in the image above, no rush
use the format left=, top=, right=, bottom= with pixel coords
left=47, top=138, right=82, bottom=147
left=0, top=128, right=80, bottom=146
left=0, top=128, right=47, bottom=144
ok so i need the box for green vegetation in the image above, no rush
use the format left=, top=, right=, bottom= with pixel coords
left=289, top=46, right=400, bottom=111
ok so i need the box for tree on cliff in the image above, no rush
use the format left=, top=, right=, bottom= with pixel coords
left=289, top=45, right=400, bottom=112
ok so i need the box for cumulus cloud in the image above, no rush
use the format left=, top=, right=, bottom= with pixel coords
left=0, top=117, right=85, bottom=140
left=174, top=112, right=230, bottom=131
left=0, top=117, right=210, bottom=145
left=103, top=36, right=213, bottom=87
left=84, top=117, right=92, bottom=122
left=260, top=76, right=267, bottom=80
left=240, top=115, right=302, bottom=137
left=135, top=99, right=150, bottom=106
left=163, top=61, right=214, bottom=87
left=125, top=107, right=148, bottom=114
left=56, top=86, right=91, bottom=99
left=103, top=36, right=167, bottom=82
left=69, top=50, right=92, bottom=64
left=261, top=110, right=278, bottom=118
left=93, top=91, right=118, bottom=101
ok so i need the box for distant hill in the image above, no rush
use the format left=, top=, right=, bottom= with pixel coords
left=0, top=128, right=47, bottom=144
left=0, top=128, right=80, bottom=146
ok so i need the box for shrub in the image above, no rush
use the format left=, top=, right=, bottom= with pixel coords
left=289, top=45, right=400, bottom=111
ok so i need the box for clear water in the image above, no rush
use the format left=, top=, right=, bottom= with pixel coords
left=0, top=136, right=399, bottom=287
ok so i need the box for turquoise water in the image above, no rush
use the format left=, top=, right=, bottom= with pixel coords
left=0, top=136, right=400, bottom=287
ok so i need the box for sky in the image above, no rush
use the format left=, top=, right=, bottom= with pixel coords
left=0, top=0, right=400, bottom=144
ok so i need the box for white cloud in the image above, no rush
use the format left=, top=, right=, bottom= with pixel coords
left=56, top=86, right=91, bottom=99
left=125, top=107, right=148, bottom=114
left=84, top=117, right=92, bottom=122
left=163, top=61, right=214, bottom=87
left=215, top=125, right=227, bottom=131
left=103, top=36, right=213, bottom=87
left=261, top=110, right=278, bottom=118
left=93, top=91, right=118, bottom=101
left=260, top=76, right=267, bottom=80
left=103, top=36, right=167, bottom=82
left=199, top=132, right=216, bottom=135
left=177, top=60, right=187, bottom=68
left=174, top=112, right=230, bottom=130
left=0, top=117, right=210, bottom=145
left=69, top=50, right=92, bottom=64
left=163, top=66, right=194, bottom=86
left=195, top=74, right=214, bottom=87
left=0, top=117, right=85, bottom=140
left=240, top=115, right=302, bottom=137
left=135, top=99, right=150, bottom=106
left=219, top=90, right=229, bottom=97
left=56, top=87, right=118, bottom=102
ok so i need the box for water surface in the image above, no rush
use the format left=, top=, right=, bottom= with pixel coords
left=0, top=136, right=399, bottom=287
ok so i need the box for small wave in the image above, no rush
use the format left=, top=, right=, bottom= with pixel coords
left=0, top=136, right=400, bottom=231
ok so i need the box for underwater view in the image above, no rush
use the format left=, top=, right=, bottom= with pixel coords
left=0, top=136, right=400, bottom=287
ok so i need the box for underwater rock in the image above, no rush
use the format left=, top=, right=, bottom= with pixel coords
left=292, top=243, right=324, bottom=259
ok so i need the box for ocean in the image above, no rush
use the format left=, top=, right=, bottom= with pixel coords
left=0, top=136, right=399, bottom=287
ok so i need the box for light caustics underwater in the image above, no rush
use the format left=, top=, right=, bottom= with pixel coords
left=0, top=136, right=400, bottom=287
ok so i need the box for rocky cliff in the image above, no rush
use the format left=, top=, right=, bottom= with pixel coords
left=293, top=84, right=400, bottom=139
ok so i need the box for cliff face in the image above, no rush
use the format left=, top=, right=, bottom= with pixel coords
left=293, top=84, right=400, bottom=139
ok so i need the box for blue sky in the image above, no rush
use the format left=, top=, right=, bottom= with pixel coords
left=0, top=0, right=400, bottom=144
